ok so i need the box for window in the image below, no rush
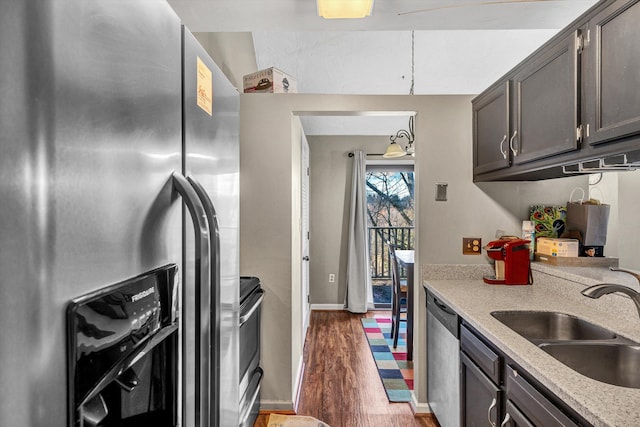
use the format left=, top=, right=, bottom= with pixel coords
left=366, top=163, right=414, bottom=307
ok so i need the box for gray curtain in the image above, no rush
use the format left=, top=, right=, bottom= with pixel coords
left=345, top=150, right=371, bottom=313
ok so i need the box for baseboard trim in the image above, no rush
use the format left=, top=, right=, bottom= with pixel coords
left=293, top=360, right=305, bottom=413
left=310, top=304, right=344, bottom=311
left=259, top=400, right=296, bottom=412
left=411, top=399, right=433, bottom=415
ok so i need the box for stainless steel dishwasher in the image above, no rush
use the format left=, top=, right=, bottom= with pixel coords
left=427, top=289, right=461, bottom=427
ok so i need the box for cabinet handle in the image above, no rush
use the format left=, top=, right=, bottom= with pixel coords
left=499, top=134, right=508, bottom=159
left=488, top=397, right=497, bottom=427
left=500, top=413, right=512, bottom=427
left=509, top=130, right=518, bottom=156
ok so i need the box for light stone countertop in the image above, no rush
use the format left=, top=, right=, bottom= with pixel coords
left=423, top=262, right=640, bottom=427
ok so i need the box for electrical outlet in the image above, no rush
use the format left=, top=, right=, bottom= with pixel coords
left=463, top=237, right=482, bottom=255
left=328, top=274, right=335, bottom=283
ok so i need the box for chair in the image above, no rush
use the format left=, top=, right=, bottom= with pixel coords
left=387, top=240, right=408, bottom=349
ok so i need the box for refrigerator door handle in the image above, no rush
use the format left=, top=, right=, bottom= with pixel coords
left=186, top=176, right=221, bottom=427
left=172, top=171, right=211, bottom=427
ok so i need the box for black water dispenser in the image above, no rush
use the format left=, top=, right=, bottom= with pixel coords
left=67, top=264, right=179, bottom=427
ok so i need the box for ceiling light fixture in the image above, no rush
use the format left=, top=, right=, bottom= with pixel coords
left=384, top=31, right=416, bottom=159
left=317, top=0, right=374, bottom=19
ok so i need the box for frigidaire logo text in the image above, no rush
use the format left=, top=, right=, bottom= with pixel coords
left=131, top=287, right=155, bottom=302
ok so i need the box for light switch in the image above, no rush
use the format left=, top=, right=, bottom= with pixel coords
left=436, top=182, right=448, bottom=201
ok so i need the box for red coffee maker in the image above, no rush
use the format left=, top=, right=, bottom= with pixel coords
left=483, top=238, right=532, bottom=285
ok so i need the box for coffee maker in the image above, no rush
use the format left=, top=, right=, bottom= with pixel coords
left=483, top=238, right=532, bottom=285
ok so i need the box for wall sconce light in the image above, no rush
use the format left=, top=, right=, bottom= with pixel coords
left=317, top=0, right=374, bottom=19
left=383, top=116, right=415, bottom=158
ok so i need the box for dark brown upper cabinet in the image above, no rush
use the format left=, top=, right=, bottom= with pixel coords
left=472, top=81, right=511, bottom=175
left=472, top=32, right=581, bottom=178
left=583, top=0, right=640, bottom=146
left=512, top=32, right=580, bottom=165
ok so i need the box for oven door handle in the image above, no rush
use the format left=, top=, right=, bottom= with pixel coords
left=173, top=172, right=211, bottom=427
left=78, top=323, right=179, bottom=408
left=239, top=367, right=264, bottom=427
left=240, top=289, right=265, bottom=326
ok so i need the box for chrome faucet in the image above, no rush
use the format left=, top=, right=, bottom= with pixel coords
left=581, top=267, right=640, bottom=318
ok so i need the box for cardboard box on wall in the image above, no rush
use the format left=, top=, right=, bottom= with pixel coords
left=536, top=237, right=579, bottom=257
left=243, top=67, right=297, bottom=93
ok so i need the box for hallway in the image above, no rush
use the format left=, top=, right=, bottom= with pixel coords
left=254, top=310, right=438, bottom=427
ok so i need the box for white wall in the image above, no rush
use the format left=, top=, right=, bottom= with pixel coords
left=240, top=94, right=294, bottom=409
left=609, top=170, right=640, bottom=269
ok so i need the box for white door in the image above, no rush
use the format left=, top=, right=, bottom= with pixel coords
left=301, top=133, right=310, bottom=337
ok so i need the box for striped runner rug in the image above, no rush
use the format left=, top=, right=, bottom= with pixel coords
left=361, top=315, right=414, bottom=402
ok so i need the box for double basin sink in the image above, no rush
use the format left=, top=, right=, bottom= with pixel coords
left=491, top=310, right=640, bottom=388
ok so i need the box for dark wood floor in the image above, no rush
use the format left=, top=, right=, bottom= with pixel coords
left=254, top=310, right=439, bottom=427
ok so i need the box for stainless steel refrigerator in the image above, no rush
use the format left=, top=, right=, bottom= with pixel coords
left=0, top=1, right=239, bottom=426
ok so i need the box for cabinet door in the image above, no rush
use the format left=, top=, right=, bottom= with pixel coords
left=473, top=81, right=511, bottom=175
left=512, top=31, right=580, bottom=164
left=461, top=352, right=502, bottom=427
left=584, top=0, right=640, bottom=145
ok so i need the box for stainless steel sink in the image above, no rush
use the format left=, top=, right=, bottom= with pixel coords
left=491, top=311, right=617, bottom=343
left=491, top=310, right=640, bottom=388
left=540, top=343, right=640, bottom=388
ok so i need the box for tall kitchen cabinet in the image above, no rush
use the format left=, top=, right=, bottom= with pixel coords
left=473, top=0, right=640, bottom=181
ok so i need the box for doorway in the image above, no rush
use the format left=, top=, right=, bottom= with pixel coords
left=366, top=161, right=414, bottom=308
